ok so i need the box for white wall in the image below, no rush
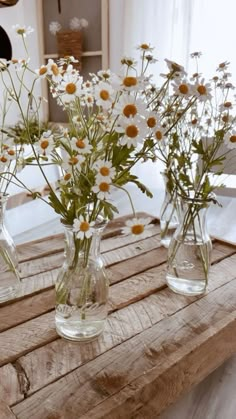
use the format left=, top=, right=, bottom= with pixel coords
left=0, top=0, right=42, bottom=125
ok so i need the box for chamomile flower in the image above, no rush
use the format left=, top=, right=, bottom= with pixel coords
left=93, top=160, right=116, bottom=180
left=35, top=65, right=49, bottom=79
left=71, top=137, right=92, bottom=154
left=47, top=59, right=62, bottom=82
left=92, top=179, right=113, bottom=200
left=122, top=217, right=153, bottom=238
left=165, top=59, right=186, bottom=75
left=224, top=130, right=236, bottom=149
left=113, top=94, right=147, bottom=119
left=61, top=154, right=85, bottom=173
left=137, top=43, right=154, bottom=52
left=37, top=131, right=55, bottom=156
left=60, top=74, right=83, bottom=102
left=12, top=24, right=34, bottom=38
left=145, top=112, right=160, bottom=131
left=193, top=79, right=212, bottom=102
left=115, top=116, right=147, bottom=148
left=153, top=125, right=166, bottom=142
left=172, top=79, right=193, bottom=98
left=73, top=216, right=95, bottom=240
left=94, top=81, right=114, bottom=109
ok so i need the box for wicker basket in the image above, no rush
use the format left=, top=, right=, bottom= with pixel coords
left=56, top=30, right=83, bottom=71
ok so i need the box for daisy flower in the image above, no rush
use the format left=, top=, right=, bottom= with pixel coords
left=165, top=59, right=186, bottom=75
left=94, top=81, right=114, bottom=109
left=93, top=160, right=116, bottom=180
left=115, top=116, right=147, bottom=148
left=35, top=65, right=49, bottom=79
left=92, top=179, right=112, bottom=200
left=60, top=74, right=83, bottom=102
left=224, top=130, right=236, bottom=149
left=172, top=79, right=193, bottom=98
left=137, top=43, right=154, bottom=52
left=61, top=154, right=85, bottom=173
left=113, top=94, right=147, bottom=119
left=122, top=217, right=153, bottom=238
left=193, top=79, right=212, bottom=102
left=12, top=24, right=34, bottom=38
left=37, top=131, right=55, bottom=156
left=145, top=112, right=160, bottom=131
left=71, top=137, right=92, bottom=154
left=73, top=216, right=95, bottom=240
left=46, top=59, right=62, bottom=82
left=153, top=125, right=166, bottom=142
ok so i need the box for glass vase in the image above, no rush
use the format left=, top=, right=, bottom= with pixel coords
left=0, top=193, right=20, bottom=302
left=159, top=171, right=179, bottom=248
left=166, top=196, right=212, bottom=296
left=55, top=215, right=109, bottom=342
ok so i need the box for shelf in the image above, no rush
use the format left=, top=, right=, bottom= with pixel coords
left=44, top=50, right=103, bottom=59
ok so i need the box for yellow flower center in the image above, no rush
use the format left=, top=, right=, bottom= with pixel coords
left=100, top=90, right=110, bottom=101
left=191, top=118, right=198, bottom=125
left=123, top=76, right=137, bottom=87
left=41, top=140, right=49, bottom=149
left=76, top=139, right=85, bottom=149
left=131, top=224, right=144, bottom=235
left=7, top=149, right=15, bottom=156
left=197, top=85, right=207, bottom=95
left=99, top=182, right=110, bottom=192
left=126, top=125, right=138, bottom=138
left=123, top=104, right=137, bottom=118
left=39, top=66, right=47, bottom=76
left=51, top=64, right=59, bottom=76
left=179, top=84, right=189, bottom=94
left=64, top=173, right=71, bottom=181
left=17, top=28, right=25, bottom=35
left=170, top=62, right=182, bottom=72
left=100, top=166, right=110, bottom=176
left=66, top=83, right=76, bottom=94
left=147, top=117, right=156, bottom=128
left=12, top=59, right=18, bottom=64
left=155, top=130, right=163, bottom=141
left=224, top=101, right=232, bottom=108
left=69, top=156, right=79, bottom=165
left=0, top=156, right=7, bottom=163
left=230, top=135, right=236, bottom=143
left=140, top=43, right=149, bottom=50
left=222, top=115, right=229, bottom=123
left=80, top=221, right=90, bottom=232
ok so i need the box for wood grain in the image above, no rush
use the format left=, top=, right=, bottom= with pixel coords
left=12, top=280, right=236, bottom=418
left=0, top=214, right=235, bottom=418
left=4, top=254, right=236, bottom=407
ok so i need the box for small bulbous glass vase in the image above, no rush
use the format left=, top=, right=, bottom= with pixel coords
left=166, top=195, right=212, bottom=296
left=55, top=215, right=109, bottom=342
left=0, top=193, right=20, bottom=302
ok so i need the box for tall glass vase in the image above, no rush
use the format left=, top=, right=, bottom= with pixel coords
left=0, top=193, right=20, bottom=302
left=159, top=171, right=179, bottom=248
left=55, top=215, right=109, bottom=342
left=166, top=196, right=212, bottom=296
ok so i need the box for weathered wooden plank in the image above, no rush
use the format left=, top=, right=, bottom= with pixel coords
left=17, top=234, right=64, bottom=263
left=16, top=213, right=157, bottom=263
left=0, top=401, right=17, bottom=419
left=12, top=279, right=236, bottom=418
left=83, top=313, right=236, bottom=419
left=0, top=312, right=57, bottom=367
left=0, top=290, right=55, bottom=333
left=4, top=254, right=236, bottom=406
left=0, top=364, right=23, bottom=406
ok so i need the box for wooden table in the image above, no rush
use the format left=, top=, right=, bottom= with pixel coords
left=1, top=213, right=236, bottom=419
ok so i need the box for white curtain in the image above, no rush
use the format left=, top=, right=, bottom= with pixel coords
left=108, top=0, right=236, bottom=242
